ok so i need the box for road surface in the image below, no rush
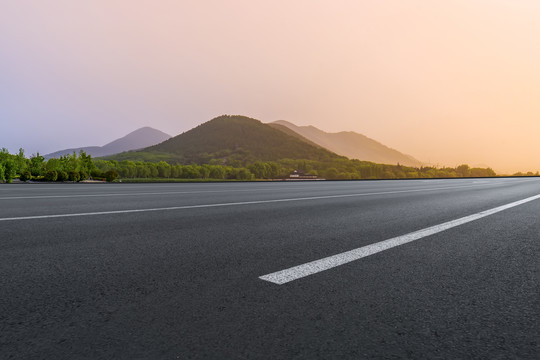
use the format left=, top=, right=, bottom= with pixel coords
left=1, top=178, right=539, bottom=359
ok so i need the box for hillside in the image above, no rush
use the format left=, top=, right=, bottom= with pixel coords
left=270, top=120, right=423, bottom=167
left=45, top=127, right=171, bottom=159
left=107, top=115, right=343, bottom=164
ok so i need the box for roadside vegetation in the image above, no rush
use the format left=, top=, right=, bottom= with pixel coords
left=3, top=146, right=537, bottom=183
left=0, top=148, right=117, bottom=183
left=92, top=158, right=501, bottom=180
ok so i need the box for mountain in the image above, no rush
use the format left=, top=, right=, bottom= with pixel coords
left=270, top=120, right=423, bottom=167
left=267, top=122, right=324, bottom=149
left=45, top=127, right=172, bottom=159
left=106, top=115, right=343, bottom=164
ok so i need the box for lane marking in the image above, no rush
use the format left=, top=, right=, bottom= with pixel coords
left=0, top=187, right=311, bottom=200
left=0, top=183, right=487, bottom=200
left=0, top=177, right=532, bottom=191
left=0, top=183, right=504, bottom=222
left=1, top=178, right=529, bottom=201
left=0, top=183, right=472, bottom=199
left=0, top=177, right=534, bottom=197
left=259, top=193, right=540, bottom=285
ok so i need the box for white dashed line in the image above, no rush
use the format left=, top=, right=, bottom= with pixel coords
left=0, top=187, right=303, bottom=200
left=259, top=193, right=540, bottom=285
left=0, top=183, right=494, bottom=221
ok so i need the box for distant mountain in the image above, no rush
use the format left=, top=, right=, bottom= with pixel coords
left=270, top=120, right=423, bottom=167
left=106, top=115, right=342, bottom=164
left=45, top=127, right=171, bottom=159
left=267, top=122, right=324, bottom=149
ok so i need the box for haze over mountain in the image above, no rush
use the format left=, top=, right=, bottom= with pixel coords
left=3, top=2, right=540, bottom=173
left=107, top=115, right=342, bottom=164
left=45, top=127, right=171, bottom=159
left=270, top=120, right=423, bottom=167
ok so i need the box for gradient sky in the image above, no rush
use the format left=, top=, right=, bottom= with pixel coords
left=1, top=0, right=539, bottom=173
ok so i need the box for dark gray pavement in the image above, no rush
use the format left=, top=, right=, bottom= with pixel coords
left=1, top=178, right=539, bottom=359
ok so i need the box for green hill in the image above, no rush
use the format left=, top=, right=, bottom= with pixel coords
left=106, top=115, right=343, bottom=164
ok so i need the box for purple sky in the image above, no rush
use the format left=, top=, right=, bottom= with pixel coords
left=2, top=1, right=540, bottom=173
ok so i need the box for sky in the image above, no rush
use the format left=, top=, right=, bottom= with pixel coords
left=1, top=0, right=539, bottom=174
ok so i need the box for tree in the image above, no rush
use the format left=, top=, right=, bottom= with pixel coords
left=136, top=165, right=150, bottom=178
left=0, top=147, right=9, bottom=162
left=79, top=170, right=88, bottom=181
left=59, top=152, right=78, bottom=173
left=45, top=158, right=61, bottom=172
left=199, top=165, right=211, bottom=179
left=19, top=171, right=32, bottom=182
left=68, top=170, right=80, bottom=182
left=15, top=148, right=28, bottom=175
left=171, top=164, right=183, bottom=178
left=249, top=161, right=270, bottom=178
left=119, top=161, right=136, bottom=178
left=104, top=170, right=119, bottom=182
left=235, top=168, right=253, bottom=180
left=44, top=170, right=58, bottom=182
left=209, top=166, right=226, bottom=179
left=157, top=161, right=171, bottom=178
left=456, top=164, right=470, bottom=177
left=3, top=158, right=16, bottom=183
left=324, top=167, right=339, bottom=179
left=182, top=165, right=200, bottom=179
left=29, top=153, right=45, bottom=176
left=78, top=150, right=95, bottom=174
left=90, top=169, right=104, bottom=179
left=57, top=171, right=68, bottom=182
left=147, top=163, right=158, bottom=178
left=382, top=170, right=396, bottom=179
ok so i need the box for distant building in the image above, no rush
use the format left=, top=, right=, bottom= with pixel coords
left=289, top=170, right=318, bottom=179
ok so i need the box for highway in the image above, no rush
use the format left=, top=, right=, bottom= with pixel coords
left=1, top=178, right=539, bottom=359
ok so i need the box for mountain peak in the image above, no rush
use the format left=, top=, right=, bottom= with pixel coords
left=102, top=127, right=171, bottom=151
left=110, top=115, right=341, bottom=164
left=44, top=126, right=171, bottom=159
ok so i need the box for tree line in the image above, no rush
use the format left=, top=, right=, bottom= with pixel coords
left=3, top=147, right=536, bottom=183
left=93, top=159, right=254, bottom=180
left=0, top=148, right=118, bottom=183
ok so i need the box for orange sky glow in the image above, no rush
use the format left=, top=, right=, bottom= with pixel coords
left=1, top=0, right=539, bottom=173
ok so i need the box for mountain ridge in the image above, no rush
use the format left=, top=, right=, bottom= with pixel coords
left=45, top=126, right=171, bottom=159
left=270, top=120, right=423, bottom=167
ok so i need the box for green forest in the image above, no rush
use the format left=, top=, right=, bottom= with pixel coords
left=1, top=147, right=534, bottom=183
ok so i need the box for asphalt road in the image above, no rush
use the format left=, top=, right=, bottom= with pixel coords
left=1, top=178, right=539, bottom=359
